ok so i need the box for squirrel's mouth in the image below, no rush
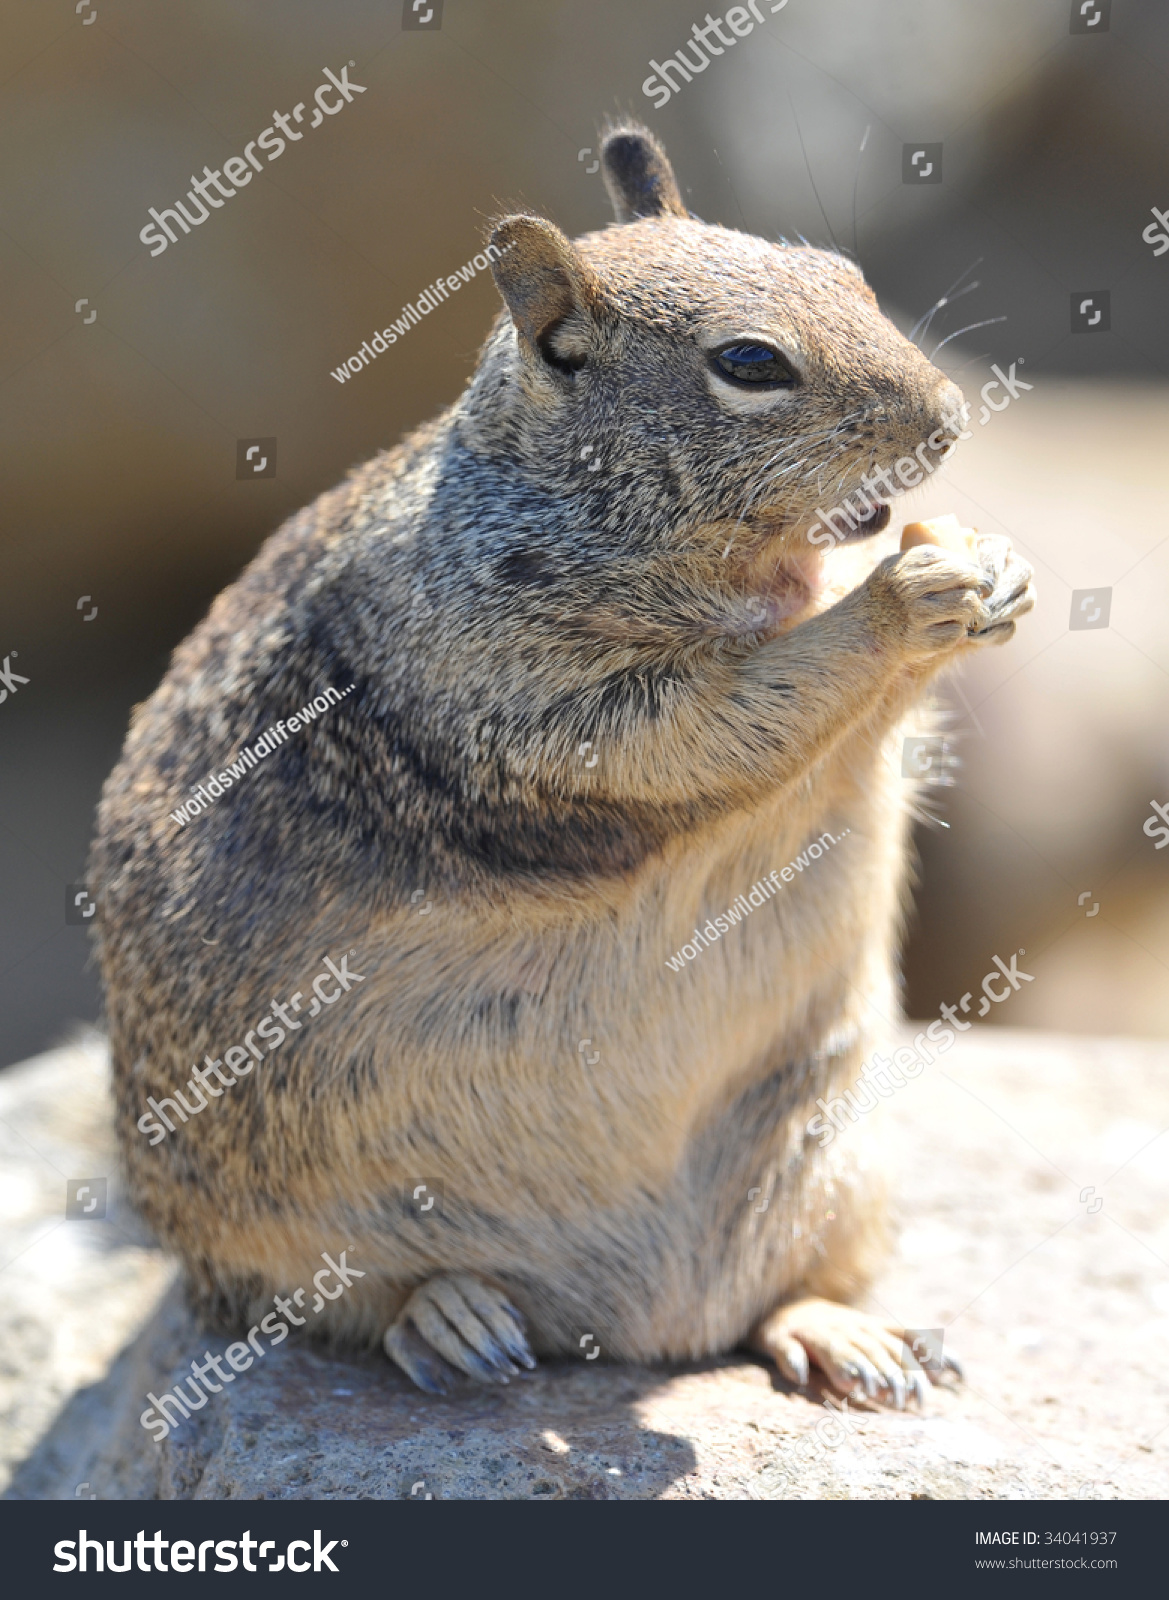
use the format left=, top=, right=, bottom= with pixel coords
left=760, top=499, right=892, bottom=548
left=838, top=501, right=892, bottom=541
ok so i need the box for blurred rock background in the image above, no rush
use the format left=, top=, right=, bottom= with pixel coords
left=1, top=0, right=1167, bottom=1065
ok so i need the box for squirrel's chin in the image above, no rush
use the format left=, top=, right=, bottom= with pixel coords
left=755, top=499, right=891, bottom=553
left=758, top=549, right=828, bottom=627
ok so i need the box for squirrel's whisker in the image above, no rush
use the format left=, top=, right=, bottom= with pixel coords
left=930, top=315, right=1007, bottom=359
left=908, top=259, right=983, bottom=346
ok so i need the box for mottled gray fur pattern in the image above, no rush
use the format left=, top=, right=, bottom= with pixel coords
left=91, top=124, right=1033, bottom=1401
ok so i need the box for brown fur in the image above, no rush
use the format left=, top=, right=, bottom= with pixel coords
left=90, top=125, right=1033, bottom=1387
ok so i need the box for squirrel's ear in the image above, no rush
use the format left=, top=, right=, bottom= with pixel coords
left=600, top=124, right=688, bottom=222
left=488, top=214, right=608, bottom=372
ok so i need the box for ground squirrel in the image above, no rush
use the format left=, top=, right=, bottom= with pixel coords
left=91, top=124, right=1034, bottom=1405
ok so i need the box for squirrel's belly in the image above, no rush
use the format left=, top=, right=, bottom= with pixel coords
left=220, top=803, right=901, bottom=1354
left=332, top=802, right=898, bottom=1208
left=111, top=745, right=907, bottom=1359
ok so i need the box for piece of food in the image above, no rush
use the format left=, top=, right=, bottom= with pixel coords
left=900, top=513, right=977, bottom=554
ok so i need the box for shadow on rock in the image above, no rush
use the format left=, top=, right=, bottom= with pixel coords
left=7, top=1283, right=700, bottom=1501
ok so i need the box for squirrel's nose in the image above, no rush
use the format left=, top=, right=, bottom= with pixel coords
left=928, top=377, right=965, bottom=433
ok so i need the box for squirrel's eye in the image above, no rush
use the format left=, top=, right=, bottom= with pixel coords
left=714, top=343, right=796, bottom=386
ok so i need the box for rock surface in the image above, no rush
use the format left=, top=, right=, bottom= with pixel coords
left=3, top=1027, right=1168, bottom=1500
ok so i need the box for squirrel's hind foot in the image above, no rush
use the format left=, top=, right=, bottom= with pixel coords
left=749, top=1296, right=961, bottom=1411
left=383, top=1272, right=536, bottom=1394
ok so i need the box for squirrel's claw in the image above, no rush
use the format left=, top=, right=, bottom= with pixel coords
left=383, top=1319, right=456, bottom=1395
left=750, top=1296, right=957, bottom=1411
left=940, top=1348, right=965, bottom=1382
left=383, top=1272, right=536, bottom=1392
left=967, top=533, right=1035, bottom=644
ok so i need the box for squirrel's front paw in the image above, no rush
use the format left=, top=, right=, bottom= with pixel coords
left=965, top=532, right=1036, bottom=647
left=383, top=1272, right=536, bottom=1394
left=873, top=540, right=1031, bottom=656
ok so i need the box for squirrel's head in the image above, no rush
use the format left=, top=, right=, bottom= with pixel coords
left=467, top=123, right=964, bottom=565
